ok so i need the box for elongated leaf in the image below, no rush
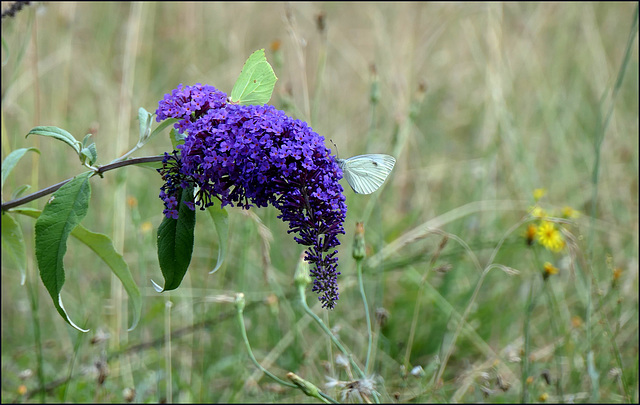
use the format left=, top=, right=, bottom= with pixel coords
left=133, top=160, right=164, bottom=171
left=230, top=49, right=278, bottom=105
left=138, top=107, right=153, bottom=144
left=26, top=126, right=82, bottom=155
left=14, top=207, right=141, bottom=330
left=11, top=184, right=31, bottom=200
left=170, top=127, right=185, bottom=151
left=81, top=143, right=98, bottom=166
left=79, top=134, right=98, bottom=166
left=81, top=133, right=93, bottom=148
left=206, top=202, right=229, bottom=274
left=155, top=186, right=196, bottom=291
left=1, top=147, right=40, bottom=190
left=1, top=213, right=27, bottom=285
left=149, top=117, right=179, bottom=145
left=8, top=207, right=41, bottom=217
left=71, top=224, right=141, bottom=330
left=35, top=171, right=93, bottom=332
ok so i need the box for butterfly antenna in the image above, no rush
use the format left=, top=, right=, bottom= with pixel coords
left=330, top=139, right=340, bottom=158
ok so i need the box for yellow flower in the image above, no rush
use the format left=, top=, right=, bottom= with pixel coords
left=524, top=224, right=537, bottom=246
left=533, top=188, right=547, bottom=202
left=537, top=222, right=564, bottom=252
left=612, top=267, right=623, bottom=288
left=530, top=205, right=547, bottom=218
left=140, top=221, right=153, bottom=233
left=270, top=40, right=281, bottom=52
left=127, top=196, right=138, bottom=208
left=571, top=316, right=583, bottom=328
left=612, top=267, right=623, bottom=281
left=561, top=206, right=580, bottom=219
left=543, top=262, right=559, bottom=280
left=539, top=392, right=549, bottom=402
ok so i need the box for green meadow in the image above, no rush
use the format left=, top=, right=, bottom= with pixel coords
left=1, top=2, right=638, bottom=403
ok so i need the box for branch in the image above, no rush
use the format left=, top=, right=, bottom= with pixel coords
left=1, top=155, right=165, bottom=211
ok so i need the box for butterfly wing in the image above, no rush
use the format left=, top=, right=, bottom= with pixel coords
left=339, top=154, right=396, bottom=194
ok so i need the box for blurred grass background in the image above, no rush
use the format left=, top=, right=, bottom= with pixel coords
left=1, top=2, right=638, bottom=403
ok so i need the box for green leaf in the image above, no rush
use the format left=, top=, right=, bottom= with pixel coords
left=11, top=184, right=31, bottom=200
left=230, top=49, right=278, bottom=105
left=1, top=213, right=27, bottom=285
left=81, top=133, right=92, bottom=148
left=133, top=160, right=164, bottom=171
left=1, top=147, right=40, bottom=190
left=206, top=202, right=229, bottom=274
left=80, top=143, right=98, bottom=166
left=138, top=107, right=153, bottom=144
left=35, top=171, right=93, bottom=332
left=149, top=117, right=179, bottom=146
left=170, top=127, right=185, bottom=151
left=14, top=207, right=141, bottom=330
left=155, top=186, right=196, bottom=291
left=80, top=134, right=97, bottom=165
left=26, top=126, right=82, bottom=155
left=9, top=207, right=41, bottom=216
left=71, top=224, right=142, bottom=330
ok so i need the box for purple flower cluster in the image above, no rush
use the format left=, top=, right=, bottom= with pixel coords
left=156, top=84, right=347, bottom=308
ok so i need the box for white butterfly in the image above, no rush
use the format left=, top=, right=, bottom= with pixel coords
left=337, top=154, right=396, bottom=194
